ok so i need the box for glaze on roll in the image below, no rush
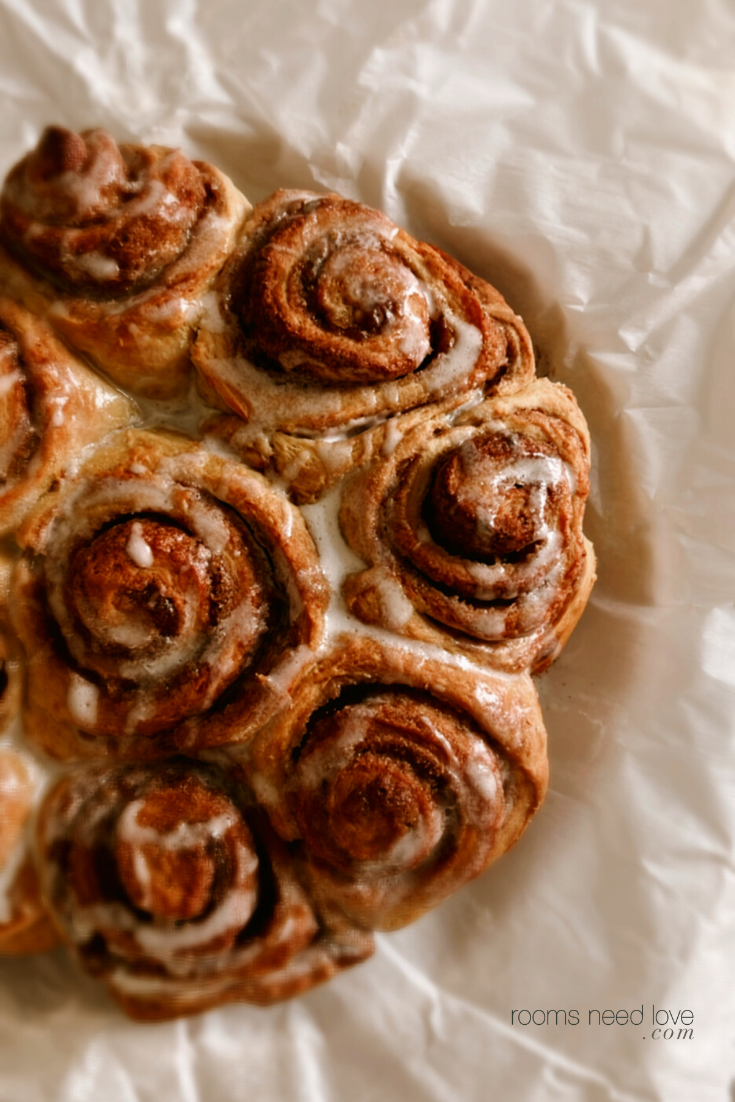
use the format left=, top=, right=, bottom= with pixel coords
left=0, top=126, right=249, bottom=398
left=0, top=560, right=58, bottom=955
left=0, top=297, right=135, bottom=537
left=340, top=378, right=596, bottom=672
left=11, top=429, right=328, bottom=759
left=194, top=189, right=534, bottom=441
left=37, top=759, right=373, bottom=1019
left=247, top=635, right=548, bottom=930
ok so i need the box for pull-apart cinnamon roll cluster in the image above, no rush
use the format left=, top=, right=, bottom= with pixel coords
left=0, top=126, right=594, bottom=1019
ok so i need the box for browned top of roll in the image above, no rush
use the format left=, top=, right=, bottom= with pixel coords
left=0, top=126, right=209, bottom=297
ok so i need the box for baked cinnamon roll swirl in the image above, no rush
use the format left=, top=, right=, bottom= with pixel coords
left=194, top=189, right=534, bottom=437
left=0, top=297, right=135, bottom=537
left=11, top=429, right=328, bottom=760
left=36, top=759, right=373, bottom=1019
left=247, top=636, right=548, bottom=931
left=340, top=379, right=596, bottom=672
left=0, top=126, right=249, bottom=398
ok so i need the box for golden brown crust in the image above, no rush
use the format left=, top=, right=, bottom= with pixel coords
left=339, top=378, right=596, bottom=672
left=0, top=744, right=59, bottom=955
left=0, top=297, right=136, bottom=538
left=0, top=556, right=58, bottom=955
left=193, top=189, right=534, bottom=436
left=11, top=428, right=329, bottom=760
left=0, top=127, right=250, bottom=398
left=36, top=758, right=373, bottom=1019
left=0, top=854, right=59, bottom=955
left=0, top=747, right=32, bottom=870
left=202, top=400, right=450, bottom=506
left=246, top=635, right=548, bottom=931
left=0, top=556, right=21, bottom=737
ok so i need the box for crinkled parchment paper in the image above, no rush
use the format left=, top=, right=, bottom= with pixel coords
left=1, top=1, right=734, bottom=1099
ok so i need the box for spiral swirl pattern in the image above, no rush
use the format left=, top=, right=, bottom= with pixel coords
left=194, top=189, right=534, bottom=435
left=0, top=127, right=249, bottom=398
left=1, top=126, right=207, bottom=296
left=248, top=636, right=548, bottom=930
left=341, top=379, right=596, bottom=672
left=37, top=758, right=372, bottom=1018
left=12, top=429, right=328, bottom=758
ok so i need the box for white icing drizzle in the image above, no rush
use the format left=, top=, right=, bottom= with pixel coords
left=381, top=416, right=405, bottom=458
left=249, top=770, right=281, bottom=812
left=67, top=674, right=99, bottom=728
left=300, top=486, right=365, bottom=593
left=117, top=799, right=239, bottom=851
left=142, top=296, right=198, bottom=324
left=423, top=312, right=483, bottom=394
left=454, top=452, right=567, bottom=539
left=299, top=480, right=519, bottom=681
left=0, top=370, right=22, bottom=397
left=40, top=471, right=267, bottom=732
left=464, top=754, right=500, bottom=803
left=48, top=394, right=69, bottom=427
left=69, top=873, right=259, bottom=962
left=369, top=571, right=416, bottom=631
left=296, top=710, right=371, bottom=790
left=68, top=251, right=120, bottom=281
left=321, top=234, right=431, bottom=367
left=383, top=806, right=444, bottom=868
left=256, top=644, right=316, bottom=707
left=125, top=521, right=154, bottom=568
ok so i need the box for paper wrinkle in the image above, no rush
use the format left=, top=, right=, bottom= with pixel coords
left=362, top=939, right=648, bottom=1102
left=1, top=0, right=735, bottom=1099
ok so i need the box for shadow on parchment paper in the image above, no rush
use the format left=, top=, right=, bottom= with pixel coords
left=398, top=176, right=656, bottom=590
left=395, top=172, right=659, bottom=832
left=183, top=120, right=326, bottom=206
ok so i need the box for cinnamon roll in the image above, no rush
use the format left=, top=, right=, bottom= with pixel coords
left=0, top=559, right=58, bottom=954
left=0, top=555, right=21, bottom=736
left=0, top=126, right=249, bottom=398
left=36, top=758, right=373, bottom=1019
left=340, top=378, right=596, bottom=673
left=0, top=297, right=135, bottom=538
left=193, top=189, right=534, bottom=439
left=11, top=428, right=328, bottom=760
left=0, top=130, right=595, bottom=1015
left=246, top=635, right=548, bottom=931
left=0, top=746, right=59, bottom=954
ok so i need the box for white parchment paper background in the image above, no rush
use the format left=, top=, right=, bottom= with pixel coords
left=1, top=1, right=734, bottom=1099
